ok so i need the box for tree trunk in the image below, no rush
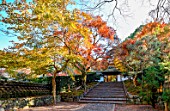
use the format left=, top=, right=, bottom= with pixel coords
left=164, top=102, right=168, bottom=111
left=151, top=98, right=156, bottom=108
left=52, top=73, right=57, bottom=105
left=151, top=88, right=157, bottom=108
left=133, top=75, right=138, bottom=86
left=82, top=72, right=87, bottom=91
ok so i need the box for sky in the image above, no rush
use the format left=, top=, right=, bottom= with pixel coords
left=0, top=0, right=158, bottom=50
left=89, top=0, right=157, bottom=40
left=0, top=0, right=18, bottom=50
left=114, top=0, right=157, bottom=40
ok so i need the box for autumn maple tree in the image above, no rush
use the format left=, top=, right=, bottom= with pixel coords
left=53, top=14, right=118, bottom=90
left=70, top=15, right=117, bottom=90
left=114, top=22, right=169, bottom=76
left=113, top=21, right=170, bottom=108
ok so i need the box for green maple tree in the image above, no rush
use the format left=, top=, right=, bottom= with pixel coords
left=0, top=0, right=92, bottom=104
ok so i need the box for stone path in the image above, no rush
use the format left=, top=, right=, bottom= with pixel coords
left=19, top=102, right=162, bottom=111
left=115, top=104, right=163, bottom=111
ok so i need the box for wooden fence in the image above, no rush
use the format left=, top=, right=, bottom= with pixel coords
left=0, top=80, right=51, bottom=99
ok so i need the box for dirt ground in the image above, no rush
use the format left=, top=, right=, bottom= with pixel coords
left=19, top=102, right=86, bottom=111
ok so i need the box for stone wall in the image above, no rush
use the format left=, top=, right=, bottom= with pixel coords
left=0, top=95, right=53, bottom=110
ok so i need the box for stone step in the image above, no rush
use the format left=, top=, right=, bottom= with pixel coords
left=85, top=95, right=126, bottom=98
left=79, top=100, right=126, bottom=104
left=99, top=82, right=122, bottom=84
left=96, top=87, right=123, bottom=88
left=79, top=82, right=127, bottom=104
left=81, top=97, right=127, bottom=101
left=96, top=86, right=123, bottom=88
left=99, top=85, right=123, bottom=86
left=94, top=88, right=123, bottom=90
left=97, top=84, right=123, bottom=86
left=90, top=89, right=124, bottom=92
left=98, top=83, right=123, bottom=86
left=89, top=91, right=124, bottom=93
left=87, top=92, right=125, bottom=96
left=87, top=91, right=125, bottom=94
left=93, top=87, right=124, bottom=89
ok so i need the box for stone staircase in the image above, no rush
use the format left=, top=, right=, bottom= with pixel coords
left=79, top=82, right=127, bottom=104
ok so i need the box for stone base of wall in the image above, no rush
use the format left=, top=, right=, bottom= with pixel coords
left=0, top=95, right=53, bottom=110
